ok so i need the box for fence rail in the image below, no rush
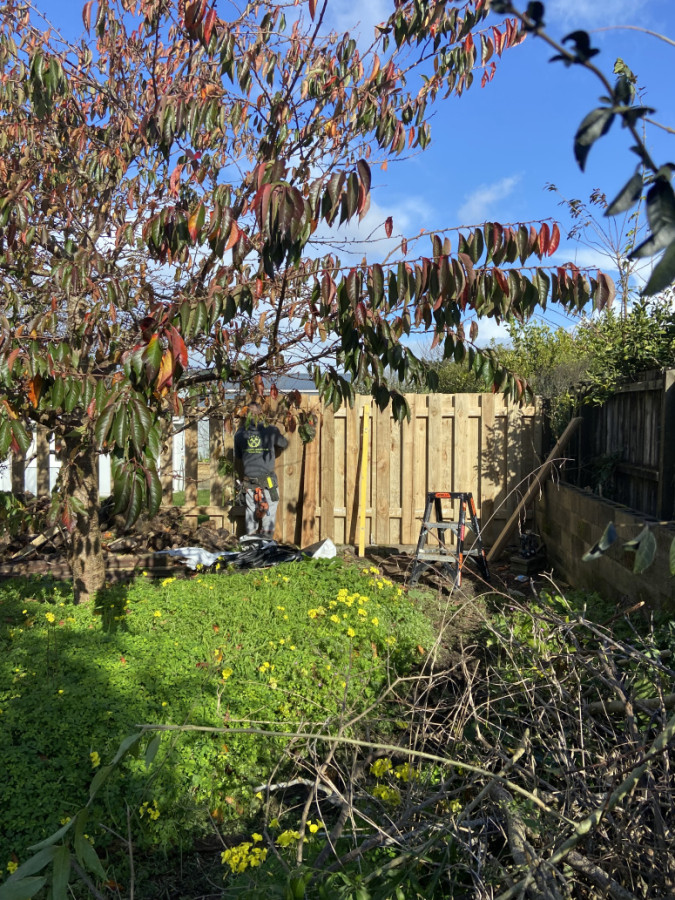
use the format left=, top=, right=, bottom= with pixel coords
left=3, top=393, right=542, bottom=547
left=572, top=369, right=675, bottom=520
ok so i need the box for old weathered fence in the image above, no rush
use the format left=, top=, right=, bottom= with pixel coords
left=572, top=369, right=675, bottom=520
left=3, top=393, right=542, bottom=546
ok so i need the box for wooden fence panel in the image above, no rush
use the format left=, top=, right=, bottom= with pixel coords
left=573, top=370, right=675, bottom=519
left=7, top=393, right=542, bottom=547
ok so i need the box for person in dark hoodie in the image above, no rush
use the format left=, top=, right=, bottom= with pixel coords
left=234, top=403, right=289, bottom=538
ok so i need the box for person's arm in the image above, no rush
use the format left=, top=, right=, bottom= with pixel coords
left=274, top=426, right=289, bottom=453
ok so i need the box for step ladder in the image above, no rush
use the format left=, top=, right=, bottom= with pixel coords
left=409, top=491, right=490, bottom=589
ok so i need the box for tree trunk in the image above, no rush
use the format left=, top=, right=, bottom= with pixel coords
left=62, top=438, right=106, bottom=604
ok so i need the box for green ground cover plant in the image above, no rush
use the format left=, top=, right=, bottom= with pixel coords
left=0, top=559, right=433, bottom=891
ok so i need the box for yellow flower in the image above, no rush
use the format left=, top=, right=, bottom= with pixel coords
left=153, top=610, right=162, bottom=618
left=221, top=668, right=233, bottom=680
left=58, top=689, right=64, bottom=695
left=276, top=605, right=285, bottom=611
left=251, top=833, right=263, bottom=843
left=90, top=751, right=101, bottom=769
left=308, top=821, right=319, bottom=834
left=357, top=608, right=367, bottom=617
left=330, top=615, right=339, bottom=623
left=371, top=617, right=379, bottom=626
left=161, top=577, right=175, bottom=587
left=45, top=611, right=56, bottom=624
left=7, top=861, right=18, bottom=874
left=372, top=784, right=401, bottom=806
left=347, top=627, right=356, bottom=638
left=276, top=830, right=301, bottom=848
left=308, top=609, right=318, bottom=619
left=371, top=757, right=393, bottom=778
left=269, top=679, right=278, bottom=689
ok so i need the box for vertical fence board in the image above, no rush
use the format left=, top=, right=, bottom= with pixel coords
left=375, top=405, right=391, bottom=545
left=320, top=407, right=335, bottom=540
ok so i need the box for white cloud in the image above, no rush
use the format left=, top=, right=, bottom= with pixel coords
left=326, top=0, right=391, bottom=44
left=457, top=175, right=521, bottom=226
left=310, top=193, right=435, bottom=264
left=544, top=0, right=650, bottom=30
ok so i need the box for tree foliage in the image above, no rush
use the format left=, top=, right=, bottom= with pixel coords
left=0, top=0, right=615, bottom=596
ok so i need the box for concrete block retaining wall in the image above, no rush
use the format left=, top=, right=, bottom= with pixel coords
left=536, top=481, right=675, bottom=614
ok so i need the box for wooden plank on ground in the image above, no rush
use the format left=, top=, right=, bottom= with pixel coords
left=479, top=393, right=497, bottom=533
left=453, top=393, right=472, bottom=526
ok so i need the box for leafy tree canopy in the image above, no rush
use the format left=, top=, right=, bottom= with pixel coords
left=0, top=0, right=617, bottom=598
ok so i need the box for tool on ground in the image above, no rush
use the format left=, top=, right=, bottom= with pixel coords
left=409, top=491, right=490, bottom=589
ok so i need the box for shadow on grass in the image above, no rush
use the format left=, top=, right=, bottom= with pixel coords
left=0, top=575, right=228, bottom=891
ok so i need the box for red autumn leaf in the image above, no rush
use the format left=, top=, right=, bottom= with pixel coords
left=469, top=320, right=479, bottom=342
left=384, top=216, right=393, bottom=239
left=270, top=383, right=279, bottom=400
left=309, top=0, right=317, bottom=20
left=401, top=237, right=408, bottom=256
left=6, top=348, right=20, bottom=372
left=28, top=375, right=42, bottom=408
left=224, top=220, right=239, bottom=251
left=82, top=0, right=93, bottom=30
left=539, top=222, right=550, bottom=256
left=548, top=223, right=561, bottom=256
left=354, top=302, right=367, bottom=326
left=86, top=397, right=97, bottom=419
left=493, top=267, right=509, bottom=295
left=202, top=7, right=217, bottom=44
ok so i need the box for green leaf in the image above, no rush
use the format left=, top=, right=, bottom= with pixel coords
left=95, top=403, right=116, bottom=448
left=632, top=528, right=657, bottom=574
left=573, top=108, right=614, bottom=171
left=51, top=846, right=70, bottom=900
left=631, top=180, right=675, bottom=258
left=0, top=877, right=48, bottom=900
left=642, top=239, right=675, bottom=296
left=606, top=172, right=643, bottom=217
left=11, top=420, right=31, bottom=455
left=74, top=835, right=106, bottom=881
left=111, top=730, right=144, bottom=766
left=89, top=764, right=113, bottom=799
left=146, top=468, right=162, bottom=517
left=145, top=734, right=162, bottom=769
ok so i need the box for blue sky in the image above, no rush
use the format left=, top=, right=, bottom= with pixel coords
left=31, top=0, right=675, bottom=346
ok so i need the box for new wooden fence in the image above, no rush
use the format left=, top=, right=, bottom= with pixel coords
left=4, top=393, right=543, bottom=547
left=573, top=369, right=675, bottom=520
